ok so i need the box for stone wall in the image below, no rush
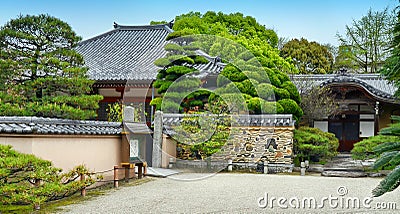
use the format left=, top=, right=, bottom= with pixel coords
left=162, top=113, right=295, bottom=170
left=217, top=126, right=294, bottom=165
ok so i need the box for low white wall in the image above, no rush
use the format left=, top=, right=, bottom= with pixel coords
left=0, top=134, right=122, bottom=172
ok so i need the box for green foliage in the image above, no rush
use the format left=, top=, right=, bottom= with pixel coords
left=273, top=86, right=290, bottom=100
left=246, top=97, right=264, bottom=114
left=107, top=102, right=123, bottom=122
left=152, top=11, right=301, bottom=118
left=0, top=145, right=96, bottom=208
left=150, top=98, right=163, bottom=111
left=280, top=38, right=334, bottom=74
left=352, top=135, right=400, bottom=160
left=256, top=83, right=274, bottom=100
left=193, top=55, right=209, bottom=64
left=174, top=114, right=230, bottom=159
left=166, top=65, right=196, bottom=75
left=220, top=64, right=248, bottom=82
left=154, top=58, right=172, bottom=67
left=278, top=99, right=303, bottom=122
left=262, top=101, right=284, bottom=114
left=207, top=93, right=249, bottom=114
left=372, top=166, right=400, bottom=197
left=281, top=81, right=301, bottom=104
left=107, top=102, right=147, bottom=122
left=0, top=14, right=102, bottom=120
left=150, top=20, right=168, bottom=25
left=333, top=45, right=360, bottom=71
left=235, top=79, right=257, bottom=97
left=293, top=127, right=339, bottom=163
left=338, top=8, right=395, bottom=73
left=366, top=115, right=400, bottom=197
left=164, top=43, right=184, bottom=54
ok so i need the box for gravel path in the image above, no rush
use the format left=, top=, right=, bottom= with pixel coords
left=59, top=173, right=399, bottom=213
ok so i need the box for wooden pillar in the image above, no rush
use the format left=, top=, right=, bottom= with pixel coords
left=80, top=174, right=86, bottom=196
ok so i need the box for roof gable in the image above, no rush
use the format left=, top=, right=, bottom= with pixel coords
left=290, top=73, right=399, bottom=103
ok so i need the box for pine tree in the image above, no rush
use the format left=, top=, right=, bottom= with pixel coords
left=382, top=5, right=400, bottom=96
left=373, top=3, right=400, bottom=197
left=151, top=11, right=302, bottom=120
left=371, top=116, right=400, bottom=197
left=0, top=14, right=102, bottom=120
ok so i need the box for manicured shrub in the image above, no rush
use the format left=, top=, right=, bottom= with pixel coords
left=237, top=79, right=259, bottom=97
left=278, top=99, right=303, bottom=122
left=164, top=43, right=184, bottom=54
left=220, top=64, right=248, bottom=82
left=256, top=83, right=274, bottom=100
left=261, top=101, right=284, bottom=114
left=154, top=58, right=171, bottom=67
left=273, top=86, right=290, bottom=100
left=294, top=127, right=339, bottom=163
left=246, top=97, right=264, bottom=114
left=281, top=81, right=301, bottom=104
left=193, top=55, right=209, bottom=64
left=352, top=135, right=400, bottom=160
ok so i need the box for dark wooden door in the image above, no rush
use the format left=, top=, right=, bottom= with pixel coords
left=328, top=115, right=360, bottom=152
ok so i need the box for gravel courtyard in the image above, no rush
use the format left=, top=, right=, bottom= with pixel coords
left=59, top=173, right=399, bottom=213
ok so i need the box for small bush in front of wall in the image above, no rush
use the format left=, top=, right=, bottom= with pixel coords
left=174, top=114, right=230, bottom=160
left=293, top=126, right=339, bottom=164
left=0, top=145, right=97, bottom=210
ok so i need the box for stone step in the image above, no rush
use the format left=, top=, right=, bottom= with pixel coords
left=323, top=167, right=364, bottom=172
left=321, top=170, right=367, bottom=178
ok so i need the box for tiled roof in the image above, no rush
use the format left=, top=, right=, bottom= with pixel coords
left=193, top=50, right=226, bottom=75
left=290, top=73, right=399, bottom=102
left=76, top=23, right=173, bottom=81
left=0, top=116, right=122, bottom=135
left=162, top=114, right=294, bottom=127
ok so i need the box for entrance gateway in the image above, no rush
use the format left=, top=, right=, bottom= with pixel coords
left=291, top=72, right=400, bottom=153
left=315, top=106, right=376, bottom=152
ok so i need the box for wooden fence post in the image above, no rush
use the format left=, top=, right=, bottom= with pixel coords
left=114, top=165, right=119, bottom=188
left=125, top=165, right=130, bottom=182
left=80, top=174, right=86, bottom=197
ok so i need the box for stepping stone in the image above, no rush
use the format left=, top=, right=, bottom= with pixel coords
left=323, top=167, right=364, bottom=172
left=321, top=170, right=367, bottom=178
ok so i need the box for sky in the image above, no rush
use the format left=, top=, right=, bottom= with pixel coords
left=0, top=0, right=397, bottom=46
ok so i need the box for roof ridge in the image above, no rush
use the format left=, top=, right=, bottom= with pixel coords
left=114, top=23, right=173, bottom=32
left=78, top=23, right=173, bottom=46
left=0, top=116, right=121, bottom=127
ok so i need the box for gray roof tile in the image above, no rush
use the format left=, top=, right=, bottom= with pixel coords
left=162, top=114, right=294, bottom=127
left=76, top=24, right=173, bottom=81
left=290, top=73, right=399, bottom=102
left=0, top=116, right=122, bottom=135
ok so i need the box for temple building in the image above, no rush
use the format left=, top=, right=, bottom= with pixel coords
left=291, top=72, right=400, bottom=152
left=76, top=23, right=173, bottom=123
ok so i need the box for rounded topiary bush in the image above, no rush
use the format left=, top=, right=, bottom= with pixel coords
left=261, top=101, right=284, bottom=114
left=277, top=98, right=303, bottom=121
left=293, top=126, right=339, bottom=164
